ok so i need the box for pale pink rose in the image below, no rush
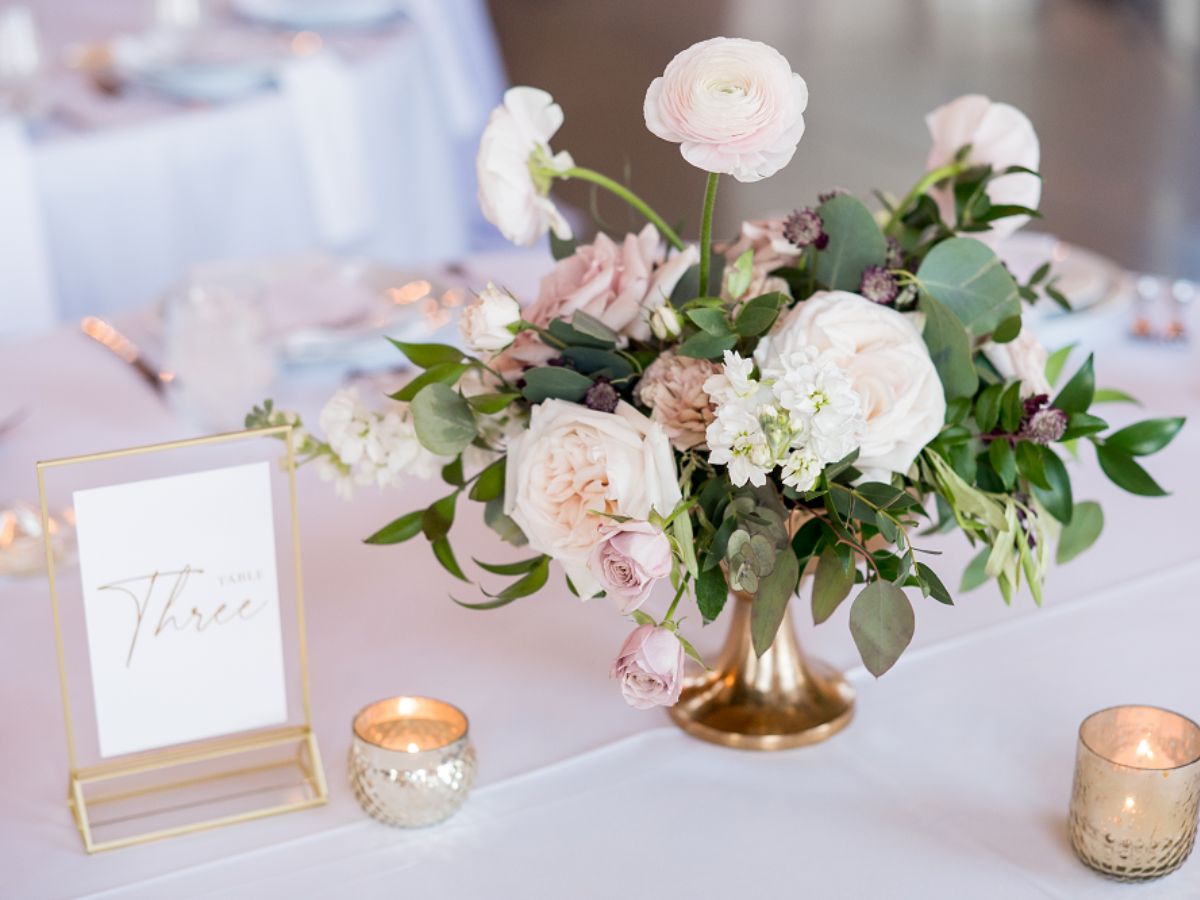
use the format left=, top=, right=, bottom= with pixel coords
left=720, top=217, right=800, bottom=299
left=644, top=38, right=808, bottom=183
left=634, top=352, right=720, bottom=450
left=503, top=400, right=681, bottom=597
left=588, top=520, right=673, bottom=613
left=925, top=94, right=1041, bottom=241
left=611, top=624, right=685, bottom=709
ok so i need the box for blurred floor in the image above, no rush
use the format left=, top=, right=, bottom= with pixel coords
left=487, top=0, right=1200, bottom=279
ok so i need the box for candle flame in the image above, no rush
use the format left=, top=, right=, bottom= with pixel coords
left=1124, top=796, right=1136, bottom=811
left=406, top=742, right=420, bottom=754
left=1136, top=738, right=1155, bottom=760
left=390, top=280, right=433, bottom=305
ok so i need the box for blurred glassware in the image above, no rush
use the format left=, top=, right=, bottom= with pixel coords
left=0, top=6, right=43, bottom=115
left=231, top=0, right=406, bottom=31
left=999, top=232, right=1130, bottom=316
left=163, top=275, right=278, bottom=431
left=153, top=0, right=205, bottom=32
left=0, top=501, right=75, bottom=580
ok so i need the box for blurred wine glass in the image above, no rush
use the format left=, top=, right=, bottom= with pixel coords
left=0, top=6, right=42, bottom=115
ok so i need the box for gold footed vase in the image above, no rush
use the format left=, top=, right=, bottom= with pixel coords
left=669, top=588, right=855, bottom=750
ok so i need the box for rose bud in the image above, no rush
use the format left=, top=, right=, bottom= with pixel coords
left=611, top=624, right=685, bottom=709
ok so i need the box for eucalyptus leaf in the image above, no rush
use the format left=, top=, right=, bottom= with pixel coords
left=849, top=581, right=915, bottom=677
left=960, top=547, right=990, bottom=591
left=811, top=545, right=855, bottom=625
left=750, top=548, right=800, bottom=657
left=560, top=346, right=634, bottom=378
left=677, top=332, right=738, bottom=360
left=696, top=565, right=729, bottom=623
left=686, top=308, right=732, bottom=336
left=411, top=383, right=477, bottom=455
left=815, top=195, right=887, bottom=291
left=484, top=497, right=527, bottom=545
left=915, top=237, right=1020, bottom=336
left=571, top=311, right=620, bottom=345
left=919, top=293, right=979, bottom=399
left=520, top=366, right=593, bottom=403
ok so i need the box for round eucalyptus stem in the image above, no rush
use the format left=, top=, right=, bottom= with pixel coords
left=883, top=161, right=966, bottom=234
left=698, top=173, right=720, bottom=296
left=561, top=167, right=684, bottom=250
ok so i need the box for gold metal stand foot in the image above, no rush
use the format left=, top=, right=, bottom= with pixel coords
left=668, top=591, right=854, bottom=751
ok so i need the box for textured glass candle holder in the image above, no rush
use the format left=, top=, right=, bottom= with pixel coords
left=1069, top=705, right=1200, bottom=881
left=349, top=696, right=476, bottom=827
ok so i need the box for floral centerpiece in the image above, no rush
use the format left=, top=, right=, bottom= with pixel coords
left=251, top=38, right=1181, bottom=722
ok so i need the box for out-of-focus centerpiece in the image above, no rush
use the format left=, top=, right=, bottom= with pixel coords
left=251, top=37, right=1183, bottom=749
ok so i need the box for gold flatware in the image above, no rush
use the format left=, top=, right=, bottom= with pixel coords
left=80, top=317, right=173, bottom=394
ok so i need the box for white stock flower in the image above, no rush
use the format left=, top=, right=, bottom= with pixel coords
left=766, top=348, right=865, bottom=464
left=477, top=87, right=575, bottom=247
left=780, top=448, right=822, bottom=492
left=458, top=282, right=522, bottom=352
left=925, top=94, right=1041, bottom=241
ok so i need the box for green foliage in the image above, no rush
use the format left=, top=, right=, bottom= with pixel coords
left=734, top=292, right=787, bottom=336
left=815, top=195, right=888, bottom=290
left=677, top=332, right=738, bottom=360
left=811, top=545, right=855, bottom=624
left=750, top=547, right=800, bottom=657
left=1105, top=417, right=1185, bottom=456
left=1096, top=445, right=1167, bottom=496
left=696, top=565, right=729, bottom=623
left=411, top=383, right=477, bottom=455
left=390, top=361, right=470, bottom=403
left=1056, top=501, right=1104, bottom=564
left=520, top=366, right=593, bottom=403
left=469, top=457, right=505, bottom=502
left=849, top=581, right=915, bottom=677
left=365, top=510, right=423, bottom=545
left=388, top=340, right=465, bottom=369
left=1052, top=355, right=1094, bottom=414
left=919, top=293, right=978, bottom=399
left=1031, top=446, right=1072, bottom=523
left=915, top=237, right=1021, bottom=337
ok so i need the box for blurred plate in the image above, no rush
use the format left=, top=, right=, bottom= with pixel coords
left=111, top=29, right=282, bottom=103
left=232, top=0, right=406, bottom=30
left=998, top=232, right=1131, bottom=316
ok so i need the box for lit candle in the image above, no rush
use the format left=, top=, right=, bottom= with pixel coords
left=348, top=696, right=475, bottom=827
left=1069, top=705, right=1200, bottom=880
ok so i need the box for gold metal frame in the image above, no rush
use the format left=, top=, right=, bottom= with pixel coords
left=37, top=426, right=328, bottom=853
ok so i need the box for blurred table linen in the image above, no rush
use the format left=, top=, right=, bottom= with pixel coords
left=0, top=0, right=504, bottom=339
left=0, top=117, right=56, bottom=336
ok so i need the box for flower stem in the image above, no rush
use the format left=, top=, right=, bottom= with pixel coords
left=561, top=167, right=685, bottom=250
left=883, top=162, right=966, bottom=234
left=698, top=173, right=720, bottom=296
left=663, top=576, right=689, bottom=625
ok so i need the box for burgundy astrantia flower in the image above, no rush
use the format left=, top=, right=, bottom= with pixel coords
left=1018, top=394, right=1067, bottom=444
left=782, top=207, right=827, bottom=250
left=859, top=265, right=899, bottom=305
left=818, top=187, right=848, bottom=204
left=584, top=378, right=620, bottom=413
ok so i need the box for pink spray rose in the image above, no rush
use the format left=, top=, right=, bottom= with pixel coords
left=643, top=37, right=808, bottom=183
left=588, top=520, right=673, bottom=613
left=611, top=624, right=685, bottom=710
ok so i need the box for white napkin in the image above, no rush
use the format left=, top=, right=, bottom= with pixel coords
left=278, top=53, right=374, bottom=247
left=0, top=118, right=56, bottom=338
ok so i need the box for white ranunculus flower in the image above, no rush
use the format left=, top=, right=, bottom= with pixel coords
left=925, top=94, right=1040, bottom=241
left=503, top=400, right=681, bottom=597
left=476, top=87, right=575, bottom=247
left=755, top=292, right=945, bottom=480
left=983, top=327, right=1051, bottom=397
left=458, top=282, right=521, bottom=352
left=644, top=37, right=808, bottom=183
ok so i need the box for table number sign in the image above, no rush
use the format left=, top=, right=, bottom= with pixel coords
left=37, top=428, right=327, bottom=853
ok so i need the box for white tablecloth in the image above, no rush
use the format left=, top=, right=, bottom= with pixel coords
left=0, top=253, right=1197, bottom=897
left=0, top=0, right=504, bottom=336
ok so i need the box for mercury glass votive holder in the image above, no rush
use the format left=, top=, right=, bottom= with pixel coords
left=349, top=696, right=476, bottom=827
left=1069, top=705, right=1200, bottom=880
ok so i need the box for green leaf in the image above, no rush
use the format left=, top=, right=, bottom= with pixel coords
left=411, top=383, right=477, bottom=456
left=1105, top=417, right=1185, bottom=457
left=364, top=510, right=423, bottom=545
left=919, top=293, right=979, bottom=400
left=1061, top=412, right=1108, bottom=441
left=422, top=492, right=457, bottom=541
left=992, top=315, right=1022, bottom=343
left=1015, top=440, right=1049, bottom=490
left=725, top=248, right=755, bottom=300
left=1092, top=388, right=1140, bottom=406
left=751, top=549, right=800, bottom=657
left=484, top=497, right=526, bottom=545
left=815, top=195, right=888, bottom=291
left=676, top=332, right=738, bottom=360
left=390, top=361, right=470, bottom=402
left=441, top=456, right=464, bottom=486
left=559, top=347, right=634, bottom=378
left=916, top=563, right=953, bottom=605
left=1044, top=343, right=1076, bottom=388
left=790, top=517, right=825, bottom=560
left=988, top=439, right=1016, bottom=490
left=1056, top=501, right=1104, bottom=564
left=468, top=457, right=506, bottom=502
left=388, top=340, right=465, bottom=369
left=467, top=392, right=520, bottom=415
left=547, top=318, right=613, bottom=349
left=473, top=554, right=545, bottom=576
left=1052, top=354, right=1094, bottom=415
left=686, top=307, right=731, bottom=336
left=672, top=511, right=699, bottom=580
left=1096, top=445, right=1168, bottom=496
left=915, top=237, right=1021, bottom=337
left=431, top=537, right=469, bottom=581
left=550, top=232, right=577, bottom=261
left=974, top=383, right=1004, bottom=433
left=1032, top=446, right=1073, bottom=523
left=481, top=555, right=550, bottom=602
left=849, top=581, right=915, bottom=677
left=696, top=565, right=729, bottom=623
left=999, top=381, right=1024, bottom=434
left=733, top=292, right=785, bottom=337
left=960, top=547, right=990, bottom=591
left=811, top=545, right=855, bottom=625
left=520, top=366, right=593, bottom=403
left=630, top=610, right=655, bottom=626
left=571, top=311, right=620, bottom=346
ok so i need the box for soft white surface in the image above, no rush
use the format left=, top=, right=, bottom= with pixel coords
left=0, top=252, right=1197, bottom=897
left=0, top=0, right=504, bottom=337
left=0, top=118, right=56, bottom=335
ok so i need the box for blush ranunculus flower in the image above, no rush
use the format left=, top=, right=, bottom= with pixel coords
left=755, top=291, right=945, bottom=480
left=983, top=327, right=1052, bottom=397
left=925, top=94, right=1041, bottom=241
left=476, top=87, right=575, bottom=247
left=503, top=399, right=681, bottom=597
left=644, top=37, right=808, bottom=183
left=611, top=624, right=685, bottom=709
left=588, top=520, right=673, bottom=614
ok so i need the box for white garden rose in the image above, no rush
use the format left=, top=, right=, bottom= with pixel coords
left=504, top=400, right=681, bottom=597
left=755, top=292, right=945, bottom=480
left=983, top=327, right=1052, bottom=397
left=925, top=94, right=1040, bottom=241
left=458, top=282, right=521, bottom=352
left=476, top=87, right=575, bottom=246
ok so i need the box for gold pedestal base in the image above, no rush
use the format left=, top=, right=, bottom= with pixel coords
left=669, top=591, right=854, bottom=751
